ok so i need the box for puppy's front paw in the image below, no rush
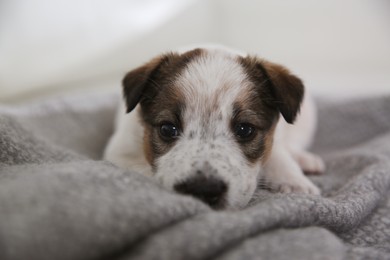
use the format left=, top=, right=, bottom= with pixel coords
left=276, top=178, right=321, bottom=195
left=264, top=147, right=322, bottom=196
left=295, top=151, right=325, bottom=175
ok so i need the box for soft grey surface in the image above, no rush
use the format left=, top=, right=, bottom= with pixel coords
left=0, top=92, right=389, bottom=260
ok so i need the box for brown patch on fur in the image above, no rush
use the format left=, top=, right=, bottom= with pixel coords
left=260, top=124, right=277, bottom=164
left=141, top=103, right=184, bottom=169
left=238, top=56, right=304, bottom=124
left=143, top=125, right=154, bottom=165
left=231, top=97, right=279, bottom=164
left=122, top=48, right=204, bottom=167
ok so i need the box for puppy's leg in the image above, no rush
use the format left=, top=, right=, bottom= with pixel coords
left=279, top=93, right=325, bottom=175
left=263, top=144, right=321, bottom=195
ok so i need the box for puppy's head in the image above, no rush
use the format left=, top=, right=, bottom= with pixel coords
left=123, top=48, right=304, bottom=209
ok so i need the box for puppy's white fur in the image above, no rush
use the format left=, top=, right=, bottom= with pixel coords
left=104, top=47, right=324, bottom=209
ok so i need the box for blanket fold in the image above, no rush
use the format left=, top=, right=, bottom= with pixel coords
left=0, top=93, right=389, bottom=260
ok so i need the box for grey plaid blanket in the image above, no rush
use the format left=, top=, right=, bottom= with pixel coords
left=1, top=92, right=389, bottom=260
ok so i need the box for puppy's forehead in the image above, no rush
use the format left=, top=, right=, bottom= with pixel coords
left=175, top=49, right=248, bottom=109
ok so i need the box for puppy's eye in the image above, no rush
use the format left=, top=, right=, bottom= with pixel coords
left=234, top=123, right=256, bottom=140
left=160, top=123, right=179, bottom=139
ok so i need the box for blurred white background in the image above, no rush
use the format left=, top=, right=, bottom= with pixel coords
left=0, top=0, right=389, bottom=103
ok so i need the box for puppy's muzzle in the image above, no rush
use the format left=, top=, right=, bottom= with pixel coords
left=174, top=174, right=227, bottom=209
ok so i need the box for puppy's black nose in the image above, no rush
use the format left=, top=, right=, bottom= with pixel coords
left=174, top=175, right=227, bottom=208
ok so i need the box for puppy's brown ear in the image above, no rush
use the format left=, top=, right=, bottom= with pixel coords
left=123, top=48, right=203, bottom=113
left=122, top=55, right=169, bottom=113
left=259, top=60, right=304, bottom=124
left=240, top=56, right=304, bottom=124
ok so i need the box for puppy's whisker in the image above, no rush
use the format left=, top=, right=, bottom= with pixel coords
left=257, top=178, right=278, bottom=191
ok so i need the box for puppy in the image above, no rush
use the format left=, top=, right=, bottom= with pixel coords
left=104, top=46, right=325, bottom=209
